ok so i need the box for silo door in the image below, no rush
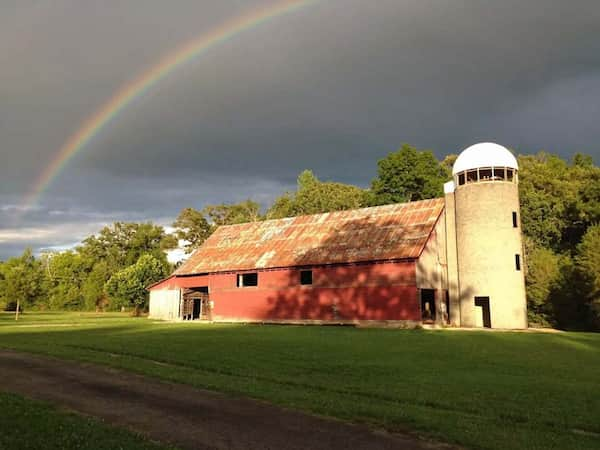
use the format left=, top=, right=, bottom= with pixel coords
left=474, top=297, right=491, bottom=328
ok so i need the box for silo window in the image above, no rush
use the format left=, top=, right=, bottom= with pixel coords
left=300, top=270, right=313, bottom=285
left=507, top=168, right=514, bottom=182
left=458, top=172, right=466, bottom=186
left=515, top=254, right=521, bottom=271
left=467, top=170, right=478, bottom=183
left=479, top=168, right=493, bottom=180
left=512, top=212, right=518, bottom=228
left=493, top=167, right=506, bottom=180
left=237, top=273, right=258, bottom=287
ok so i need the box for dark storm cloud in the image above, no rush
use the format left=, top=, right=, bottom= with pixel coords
left=1, top=0, right=600, bottom=258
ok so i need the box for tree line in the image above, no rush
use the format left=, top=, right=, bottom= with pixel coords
left=1, top=145, right=598, bottom=330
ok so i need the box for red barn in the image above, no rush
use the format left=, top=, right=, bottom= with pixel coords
left=149, top=143, right=530, bottom=329
left=149, top=198, right=447, bottom=326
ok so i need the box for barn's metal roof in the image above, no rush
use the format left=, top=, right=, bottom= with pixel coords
left=175, top=198, right=444, bottom=275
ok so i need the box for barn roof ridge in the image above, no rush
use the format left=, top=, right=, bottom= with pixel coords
left=214, top=197, right=444, bottom=231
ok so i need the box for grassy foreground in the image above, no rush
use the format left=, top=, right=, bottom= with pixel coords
left=0, top=312, right=599, bottom=450
left=0, top=392, right=171, bottom=450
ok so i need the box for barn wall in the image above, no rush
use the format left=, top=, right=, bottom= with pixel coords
left=148, top=288, right=181, bottom=320
left=154, top=261, right=419, bottom=322
left=416, top=211, right=447, bottom=291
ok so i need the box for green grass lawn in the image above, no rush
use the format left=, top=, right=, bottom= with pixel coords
left=0, top=312, right=599, bottom=450
left=0, top=392, right=172, bottom=450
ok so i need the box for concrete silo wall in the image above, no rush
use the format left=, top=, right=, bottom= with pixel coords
left=454, top=182, right=527, bottom=329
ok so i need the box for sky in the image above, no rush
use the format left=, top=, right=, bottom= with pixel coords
left=1, top=0, right=600, bottom=260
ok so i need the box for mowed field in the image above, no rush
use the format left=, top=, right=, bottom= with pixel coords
left=0, top=312, right=598, bottom=450
left=0, top=392, right=171, bottom=450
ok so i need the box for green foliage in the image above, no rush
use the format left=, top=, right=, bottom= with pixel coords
left=173, top=200, right=262, bottom=253
left=0, top=249, right=45, bottom=311
left=80, top=222, right=176, bottom=272
left=266, top=193, right=296, bottom=220
left=81, top=260, right=110, bottom=311
left=105, top=255, right=168, bottom=313
left=266, top=170, right=366, bottom=219
left=203, top=199, right=262, bottom=226
left=517, top=152, right=600, bottom=330
left=545, top=255, right=588, bottom=330
left=0, top=222, right=175, bottom=313
left=440, top=154, right=458, bottom=177
left=370, top=144, right=448, bottom=205
left=519, top=152, right=600, bottom=251
left=44, top=251, right=87, bottom=310
left=172, top=207, right=212, bottom=253
left=77, top=222, right=175, bottom=310
left=573, top=152, right=595, bottom=167
left=575, top=224, right=600, bottom=329
left=524, top=240, right=561, bottom=326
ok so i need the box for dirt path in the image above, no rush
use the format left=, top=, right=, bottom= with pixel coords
left=0, top=350, right=455, bottom=450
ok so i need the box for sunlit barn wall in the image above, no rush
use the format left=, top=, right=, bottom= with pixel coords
left=149, top=261, right=420, bottom=322
left=148, top=288, right=181, bottom=320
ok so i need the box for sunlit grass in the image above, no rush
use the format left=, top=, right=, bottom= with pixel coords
left=0, top=392, right=174, bottom=450
left=1, top=312, right=599, bottom=450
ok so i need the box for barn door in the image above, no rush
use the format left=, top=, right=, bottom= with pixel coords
left=474, top=296, right=491, bottom=328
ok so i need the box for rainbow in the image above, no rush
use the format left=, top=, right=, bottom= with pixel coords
left=20, top=0, right=316, bottom=215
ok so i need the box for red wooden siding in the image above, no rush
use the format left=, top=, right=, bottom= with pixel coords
left=153, top=260, right=420, bottom=321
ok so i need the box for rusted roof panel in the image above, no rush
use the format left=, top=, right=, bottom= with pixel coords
left=175, top=198, right=445, bottom=275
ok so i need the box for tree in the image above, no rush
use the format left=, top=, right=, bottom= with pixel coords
left=573, top=153, right=594, bottom=168
left=172, top=208, right=212, bottom=253
left=266, top=193, right=296, bottom=220
left=81, top=260, right=110, bottom=311
left=105, top=254, right=168, bottom=315
left=79, top=222, right=176, bottom=272
left=74, top=222, right=176, bottom=312
left=173, top=201, right=262, bottom=253
left=524, top=240, right=561, bottom=326
left=43, top=251, right=87, bottom=310
left=293, top=170, right=366, bottom=215
left=0, top=249, right=45, bottom=319
left=575, top=224, right=600, bottom=330
left=441, top=154, right=458, bottom=177
left=203, top=200, right=262, bottom=226
left=370, top=144, right=448, bottom=205
left=518, top=152, right=600, bottom=251
left=266, top=170, right=367, bottom=219
left=518, top=153, right=572, bottom=250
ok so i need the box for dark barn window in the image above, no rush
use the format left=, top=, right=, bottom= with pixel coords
left=300, top=270, right=313, bottom=285
left=237, top=272, right=258, bottom=287
left=515, top=254, right=521, bottom=271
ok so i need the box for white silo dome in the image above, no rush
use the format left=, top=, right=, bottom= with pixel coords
left=452, top=142, right=518, bottom=175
